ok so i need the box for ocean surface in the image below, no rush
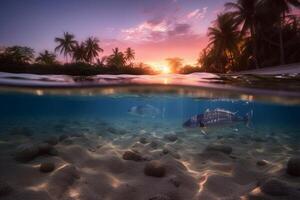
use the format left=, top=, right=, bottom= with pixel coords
left=0, top=72, right=299, bottom=200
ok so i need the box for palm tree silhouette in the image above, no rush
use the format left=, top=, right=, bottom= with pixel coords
left=166, top=57, right=183, bottom=73
left=124, top=47, right=135, bottom=65
left=54, top=32, right=77, bottom=63
left=36, top=50, right=57, bottom=65
left=84, top=37, right=103, bottom=64
left=107, top=48, right=126, bottom=67
left=72, top=43, right=87, bottom=63
left=261, top=0, right=300, bottom=65
left=96, top=56, right=107, bottom=67
left=208, top=13, right=241, bottom=71
left=5, top=46, right=35, bottom=64
left=226, top=0, right=259, bottom=68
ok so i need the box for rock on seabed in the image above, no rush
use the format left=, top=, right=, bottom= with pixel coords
left=287, top=157, right=300, bottom=176
left=40, top=162, right=55, bottom=173
left=139, top=137, right=148, bottom=144
left=260, top=179, right=289, bottom=196
left=256, top=160, right=268, bottom=166
left=122, top=150, right=143, bottom=161
left=164, top=134, right=178, bottom=142
left=14, top=143, right=40, bottom=162
left=206, top=144, right=233, bottom=155
left=144, top=160, right=166, bottom=177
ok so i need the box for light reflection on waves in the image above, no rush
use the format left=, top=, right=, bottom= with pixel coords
left=0, top=72, right=299, bottom=105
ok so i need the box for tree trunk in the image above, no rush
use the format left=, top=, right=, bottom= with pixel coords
left=251, top=23, right=259, bottom=69
left=279, top=13, right=285, bottom=65
left=229, top=51, right=235, bottom=71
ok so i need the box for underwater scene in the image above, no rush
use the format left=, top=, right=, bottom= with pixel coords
left=0, top=84, right=300, bottom=200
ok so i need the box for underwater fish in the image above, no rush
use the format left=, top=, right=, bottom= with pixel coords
left=183, top=108, right=252, bottom=128
left=128, top=104, right=161, bottom=118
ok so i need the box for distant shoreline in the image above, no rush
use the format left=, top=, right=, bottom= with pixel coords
left=0, top=63, right=159, bottom=76
left=1, top=63, right=300, bottom=76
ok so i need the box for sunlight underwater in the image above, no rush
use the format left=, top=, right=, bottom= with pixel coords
left=0, top=76, right=300, bottom=200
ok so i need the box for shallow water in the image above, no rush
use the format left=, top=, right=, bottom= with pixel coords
left=0, top=92, right=299, bottom=134
left=0, top=72, right=300, bottom=200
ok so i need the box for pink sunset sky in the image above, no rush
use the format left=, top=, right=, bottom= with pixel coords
left=0, top=0, right=227, bottom=67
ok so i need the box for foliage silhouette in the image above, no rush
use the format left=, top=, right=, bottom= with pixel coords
left=36, top=50, right=57, bottom=65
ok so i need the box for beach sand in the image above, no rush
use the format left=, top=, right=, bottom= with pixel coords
left=235, top=63, right=300, bottom=75
left=0, top=119, right=300, bottom=200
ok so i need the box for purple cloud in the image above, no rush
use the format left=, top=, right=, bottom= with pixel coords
left=121, top=5, right=208, bottom=43
left=168, top=23, right=191, bottom=36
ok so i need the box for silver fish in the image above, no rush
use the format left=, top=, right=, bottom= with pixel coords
left=183, top=109, right=252, bottom=128
left=128, top=104, right=161, bottom=118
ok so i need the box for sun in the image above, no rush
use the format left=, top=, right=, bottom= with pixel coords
left=161, top=66, right=171, bottom=74
left=147, top=62, right=172, bottom=74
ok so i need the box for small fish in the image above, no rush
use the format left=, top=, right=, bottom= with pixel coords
left=128, top=104, right=160, bottom=118
left=183, top=108, right=252, bottom=128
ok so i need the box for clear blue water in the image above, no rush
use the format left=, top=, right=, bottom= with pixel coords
left=0, top=92, right=299, bottom=140
left=0, top=73, right=300, bottom=200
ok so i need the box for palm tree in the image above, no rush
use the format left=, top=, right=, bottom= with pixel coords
left=124, top=47, right=135, bottom=65
left=84, top=37, right=103, bottom=64
left=54, top=32, right=77, bottom=63
left=72, top=43, right=87, bottom=63
left=261, top=0, right=300, bottom=65
left=198, top=47, right=213, bottom=72
left=207, top=13, right=241, bottom=71
left=225, top=0, right=259, bottom=68
left=96, top=56, right=107, bottom=67
left=198, top=46, right=228, bottom=73
left=166, top=57, right=183, bottom=73
left=4, top=46, right=35, bottom=64
left=106, top=48, right=126, bottom=67
left=36, top=50, right=57, bottom=65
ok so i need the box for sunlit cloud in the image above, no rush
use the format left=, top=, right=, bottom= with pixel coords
left=187, top=7, right=208, bottom=20
left=121, top=6, right=208, bottom=43
left=121, top=19, right=170, bottom=42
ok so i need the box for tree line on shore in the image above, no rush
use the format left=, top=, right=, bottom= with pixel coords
left=0, top=33, right=158, bottom=75
left=0, top=36, right=202, bottom=75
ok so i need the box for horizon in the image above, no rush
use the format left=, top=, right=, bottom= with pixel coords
left=0, top=0, right=227, bottom=68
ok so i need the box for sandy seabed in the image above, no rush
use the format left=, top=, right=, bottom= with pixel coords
left=0, top=119, right=300, bottom=200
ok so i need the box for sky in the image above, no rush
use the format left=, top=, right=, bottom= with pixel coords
left=0, top=0, right=227, bottom=67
